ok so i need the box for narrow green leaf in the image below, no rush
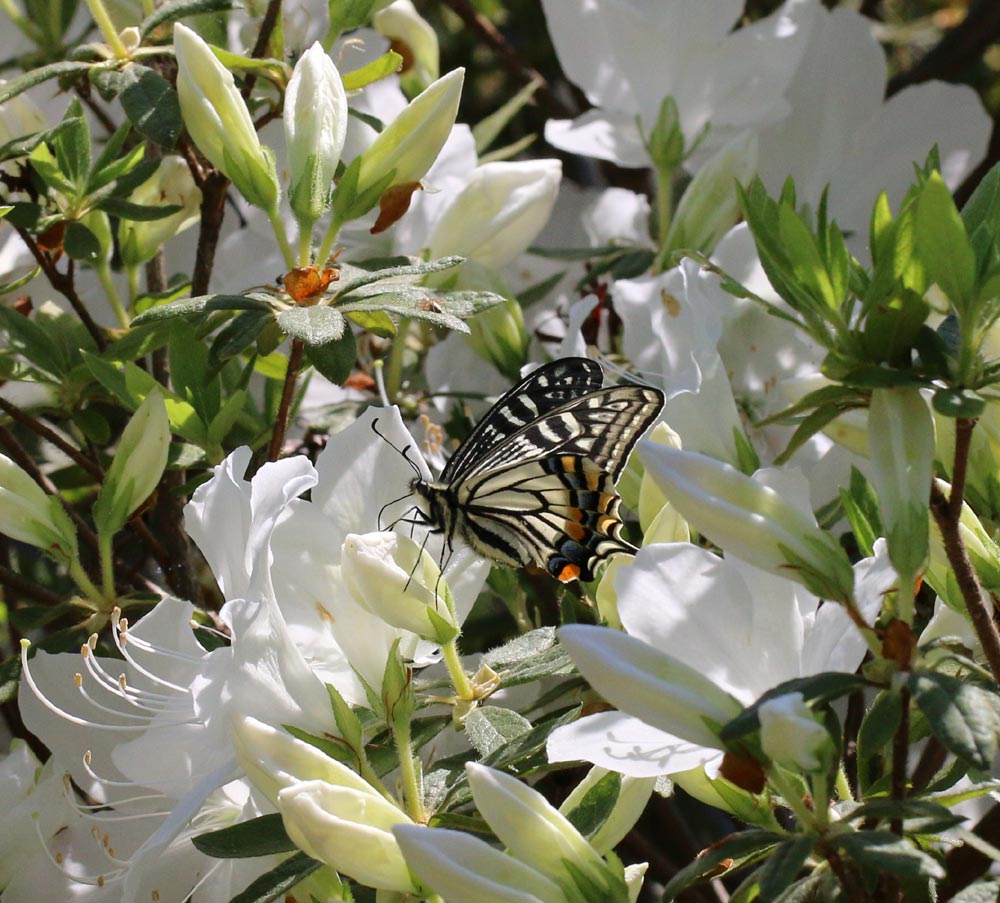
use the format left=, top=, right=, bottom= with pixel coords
left=563, top=771, right=621, bottom=841
left=210, top=311, right=272, bottom=361
left=131, top=294, right=273, bottom=325
left=845, top=799, right=964, bottom=834
left=910, top=671, right=1000, bottom=769
left=52, top=98, right=90, bottom=186
left=465, top=706, right=532, bottom=758
left=63, top=221, right=101, bottom=261
left=191, top=815, right=296, bottom=858
left=662, top=830, right=783, bottom=901
left=97, top=197, right=183, bottom=221
left=0, top=304, right=68, bottom=377
left=0, top=62, right=92, bottom=106
left=914, top=171, right=975, bottom=312
left=0, top=265, right=41, bottom=295
left=140, top=0, right=237, bottom=36
left=334, top=256, right=465, bottom=296
left=836, top=831, right=944, bottom=879
left=340, top=50, right=403, bottom=91
left=473, top=77, right=541, bottom=154
left=344, top=309, right=395, bottom=337
left=756, top=836, right=814, bottom=901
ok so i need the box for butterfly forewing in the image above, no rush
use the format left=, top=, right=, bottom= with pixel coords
left=414, top=357, right=664, bottom=583
left=439, top=357, right=604, bottom=483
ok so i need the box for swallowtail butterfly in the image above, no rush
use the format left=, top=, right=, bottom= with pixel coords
left=411, top=357, right=664, bottom=582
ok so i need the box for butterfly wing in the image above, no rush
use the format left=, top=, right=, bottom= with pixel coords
left=453, top=385, right=664, bottom=581
left=439, top=357, right=604, bottom=484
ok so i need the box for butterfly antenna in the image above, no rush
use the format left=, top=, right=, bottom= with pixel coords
left=378, top=494, right=419, bottom=531
left=403, top=528, right=432, bottom=593
left=371, top=417, right=423, bottom=479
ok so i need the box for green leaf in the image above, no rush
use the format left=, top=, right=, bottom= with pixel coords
left=63, top=221, right=101, bottom=261
left=932, top=387, right=987, bottom=419
left=305, top=330, right=356, bottom=383
left=325, top=0, right=375, bottom=41
left=836, top=831, right=944, bottom=879
left=340, top=50, right=402, bottom=91
left=101, top=321, right=174, bottom=363
left=910, top=671, right=1000, bottom=769
left=229, top=852, right=322, bottom=903
left=464, top=706, right=532, bottom=758
left=335, top=256, right=466, bottom=296
left=756, top=836, right=815, bottom=901
left=839, top=467, right=882, bottom=560
left=856, top=689, right=901, bottom=795
left=662, top=830, right=783, bottom=901
left=52, top=98, right=90, bottom=187
left=527, top=244, right=623, bottom=262
left=951, top=878, right=1000, bottom=903
left=25, top=0, right=78, bottom=44
left=170, top=321, right=217, bottom=422
left=140, top=0, right=237, bottom=36
left=276, top=305, right=345, bottom=346
left=191, top=814, right=296, bottom=858
left=845, top=799, right=964, bottom=834
left=473, top=77, right=541, bottom=155
left=914, top=171, right=975, bottom=312
left=962, top=162, right=1000, bottom=282
left=89, top=128, right=143, bottom=191
left=131, top=294, right=273, bottom=325
left=0, top=304, right=68, bottom=378
left=0, top=61, right=92, bottom=106
left=119, top=65, right=182, bottom=149
left=344, top=309, right=395, bottom=337
left=97, top=197, right=183, bottom=221
left=563, top=771, right=621, bottom=841
left=482, top=627, right=575, bottom=687
left=210, top=311, right=272, bottom=361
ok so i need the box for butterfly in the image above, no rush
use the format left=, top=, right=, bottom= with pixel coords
left=410, top=357, right=664, bottom=583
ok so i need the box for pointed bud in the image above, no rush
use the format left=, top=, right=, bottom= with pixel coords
left=465, top=297, right=530, bottom=381
left=0, top=454, right=77, bottom=562
left=341, top=532, right=458, bottom=643
left=354, top=68, right=464, bottom=199
left=285, top=43, right=348, bottom=225
left=638, top=442, right=856, bottom=600
left=118, top=156, right=201, bottom=266
left=758, top=692, right=832, bottom=772
left=93, top=389, right=170, bottom=537
left=173, top=23, right=278, bottom=209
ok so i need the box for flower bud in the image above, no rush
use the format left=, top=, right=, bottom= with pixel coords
left=373, top=0, right=439, bottom=92
left=0, top=454, right=77, bottom=562
left=465, top=297, right=529, bottom=381
left=92, top=389, right=170, bottom=537
left=118, top=156, right=201, bottom=267
left=557, top=624, right=743, bottom=750
left=354, top=68, right=464, bottom=198
left=466, top=763, right=630, bottom=901
left=80, top=209, right=113, bottom=263
left=559, top=768, right=655, bottom=855
left=427, top=160, right=562, bottom=268
left=341, top=531, right=458, bottom=643
left=644, top=96, right=684, bottom=174
left=230, top=717, right=417, bottom=893
left=758, top=692, right=832, bottom=772
left=284, top=43, right=348, bottom=225
left=638, top=442, right=856, bottom=600
left=173, top=23, right=278, bottom=209
left=665, top=133, right=757, bottom=253
left=868, top=387, right=933, bottom=585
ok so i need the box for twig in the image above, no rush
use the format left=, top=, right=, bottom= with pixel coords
left=890, top=686, right=910, bottom=836
left=930, top=482, right=1000, bottom=680
left=910, top=736, right=947, bottom=792
left=947, top=418, right=975, bottom=520
left=0, top=561, right=63, bottom=605
left=11, top=226, right=106, bottom=350
left=190, top=172, right=230, bottom=296
left=938, top=803, right=1000, bottom=899
left=439, top=0, right=575, bottom=119
left=241, top=0, right=283, bottom=99
left=268, top=338, right=305, bottom=461
left=0, top=397, right=103, bottom=481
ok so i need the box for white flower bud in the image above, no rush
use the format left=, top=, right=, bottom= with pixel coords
left=92, top=389, right=170, bottom=537
left=373, top=0, right=439, bottom=91
left=0, top=454, right=77, bottom=562
left=285, top=43, right=348, bottom=224
left=341, top=531, right=457, bottom=643
left=173, top=23, right=278, bottom=209
left=758, top=692, right=831, bottom=772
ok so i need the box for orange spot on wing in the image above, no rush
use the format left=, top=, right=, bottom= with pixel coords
left=564, top=520, right=586, bottom=541
left=585, top=471, right=601, bottom=491
left=558, top=563, right=581, bottom=582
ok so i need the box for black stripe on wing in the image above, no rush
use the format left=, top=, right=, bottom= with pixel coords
left=461, top=386, right=664, bottom=483
left=440, top=357, right=604, bottom=483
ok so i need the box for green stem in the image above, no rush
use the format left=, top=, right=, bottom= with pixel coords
left=316, top=212, right=344, bottom=266
left=97, top=262, right=128, bottom=326
left=97, top=530, right=116, bottom=601
left=895, top=569, right=917, bottom=626
left=383, top=318, right=411, bottom=402
left=296, top=221, right=314, bottom=267
left=767, top=766, right=819, bottom=834
left=392, top=716, right=424, bottom=822
left=266, top=205, right=296, bottom=270
left=126, top=264, right=141, bottom=309
left=68, top=560, right=105, bottom=610
left=83, top=0, right=129, bottom=57
left=651, top=163, right=675, bottom=274
left=441, top=638, right=473, bottom=701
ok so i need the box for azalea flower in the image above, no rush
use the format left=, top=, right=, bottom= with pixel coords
left=548, top=539, right=894, bottom=781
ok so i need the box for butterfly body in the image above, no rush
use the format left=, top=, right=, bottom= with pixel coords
left=413, top=358, right=664, bottom=582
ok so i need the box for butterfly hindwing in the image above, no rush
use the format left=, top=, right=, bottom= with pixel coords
left=439, top=357, right=604, bottom=483
left=412, top=357, right=664, bottom=583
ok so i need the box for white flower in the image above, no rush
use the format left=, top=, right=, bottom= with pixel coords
left=759, top=692, right=831, bottom=771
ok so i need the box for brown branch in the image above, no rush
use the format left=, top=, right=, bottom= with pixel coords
left=909, top=736, right=947, bottom=793
left=190, top=171, right=230, bottom=296
left=886, top=0, right=1000, bottom=96
left=938, top=803, right=1000, bottom=899
left=889, top=686, right=910, bottom=836
left=11, top=226, right=106, bottom=351
left=947, top=418, right=975, bottom=519
left=0, top=561, right=64, bottom=605
left=268, top=338, right=305, bottom=461
left=439, top=0, right=574, bottom=119
left=241, top=0, right=283, bottom=100
left=930, top=482, right=1000, bottom=680
left=0, top=397, right=103, bottom=481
